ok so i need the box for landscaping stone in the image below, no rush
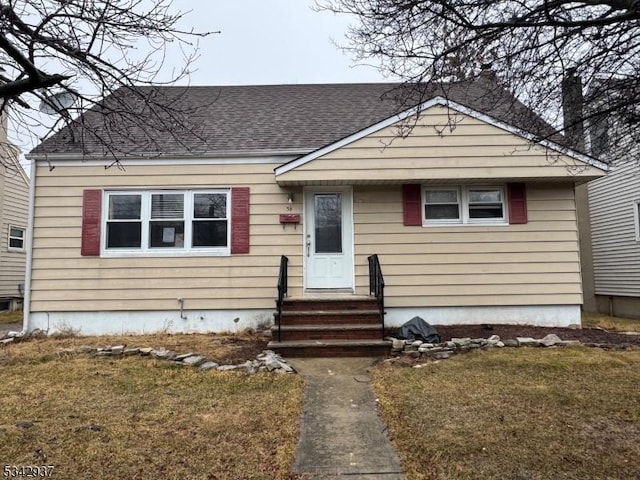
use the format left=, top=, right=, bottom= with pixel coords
left=110, top=345, right=125, bottom=355
left=1, top=337, right=15, bottom=345
left=387, top=329, right=607, bottom=364
left=73, top=342, right=297, bottom=374
left=151, top=349, right=176, bottom=360
left=517, top=337, right=541, bottom=347
left=199, top=361, right=219, bottom=370
left=540, top=334, right=563, bottom=347
left=94, top=350, right=114, bottom=356
left=180, top=355, right=205, bottom=366
left=237, top=360, right=256, bottom=373
left=174, top=352, right=195, bottom=361
left=391, top=339, right=405, bottom=350
left=402, top=350, right=420, bottom=358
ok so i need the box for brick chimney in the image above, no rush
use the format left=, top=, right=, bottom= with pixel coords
left=562, top=68, right=585, bottom=151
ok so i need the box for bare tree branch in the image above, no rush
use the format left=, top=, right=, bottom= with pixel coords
left=318, top=0, right=640, bottom=159
left=0, top=0, right=218, bottom=167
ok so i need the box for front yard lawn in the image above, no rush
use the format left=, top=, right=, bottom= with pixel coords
left=0, top=334, right=303, bottom=480
left=373, top=347, right=640, bottom=480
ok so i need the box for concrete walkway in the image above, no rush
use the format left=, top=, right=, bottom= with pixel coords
left=288, top=357, right=405, bottom=480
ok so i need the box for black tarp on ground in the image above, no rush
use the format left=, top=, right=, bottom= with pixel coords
left=397, top=316, right=441, bottom=343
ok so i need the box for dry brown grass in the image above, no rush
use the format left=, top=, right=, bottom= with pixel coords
left=0, top=334, right=303, bottom=479
left=6, top=331, right=268, bottom=363
left=582, top=312, right=640, bottom=332
left=0, top=309, right=23, bottom=325
left=373, top=347, right=640, bottom=480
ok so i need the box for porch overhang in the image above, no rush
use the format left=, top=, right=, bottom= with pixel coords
left=275, top=171, right=606, bottom=187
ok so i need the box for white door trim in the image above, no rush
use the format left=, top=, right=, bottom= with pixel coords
left=303, top=186, right=355, bottom=291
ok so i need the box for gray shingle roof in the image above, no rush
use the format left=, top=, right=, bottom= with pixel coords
left=31, top=76, right=558, bottom=158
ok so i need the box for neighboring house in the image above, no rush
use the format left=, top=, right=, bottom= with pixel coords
left=23, top=80, right=606, bottom=335
left=0, top=118, right=28, bottom=311
left=584, top=137, right=640, bottom=319
left=576, top=79, right=640, bottom=320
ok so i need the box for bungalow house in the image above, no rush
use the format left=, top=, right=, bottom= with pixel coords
left=23, top=79, right=607, bottom=347
left=0, top=117, right=28, bottom=311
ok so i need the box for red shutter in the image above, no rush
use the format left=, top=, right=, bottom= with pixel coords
left=81, top=189, right=102, bottom=256
left=402, top=184, right=422, bottom=226
left=231, top=187, right=250, bottom=254
left=508, top=183, right=528, bottom=224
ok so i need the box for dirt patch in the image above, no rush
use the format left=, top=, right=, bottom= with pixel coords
left=205, top=334, right=269, bottom=363
left=433, top=324, right=640, bottom=347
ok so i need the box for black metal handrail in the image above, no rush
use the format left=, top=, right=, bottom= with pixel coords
left=368, top=254, right=385, bottom=340
left=276, top=255, right=289, bottom=342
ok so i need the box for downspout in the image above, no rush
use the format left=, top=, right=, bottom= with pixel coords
left=22, top=158, right=37, bottom=334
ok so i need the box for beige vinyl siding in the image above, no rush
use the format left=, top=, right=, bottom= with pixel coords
left=351, top=183, right=583, bottom=307
left=0, top=156, right=28, bottom=300
left=31, top=164, right=584, bottom=312
left=29, top=163, right=304, bottom=312
left=589, top=153, right=640, bottom=297
left=277, top=105, right=604, bottom=184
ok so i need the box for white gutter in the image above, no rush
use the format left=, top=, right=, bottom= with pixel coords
left=22, top=159, right=36, bottom=334
left=25, top=148, right=312, bottom=162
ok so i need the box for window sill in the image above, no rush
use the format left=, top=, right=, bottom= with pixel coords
left=422, top=222, right=509, bottom=227
left=100, top=249, right=231, bottom=258
left=7, top=247, right=26, bottom=253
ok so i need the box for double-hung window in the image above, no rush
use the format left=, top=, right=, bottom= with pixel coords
left=8, top=226, right=25, bottom=251
left=423, top=185, right=506, bottom=225
left=424, top=187, right=461, bottom=223
left=104, top=190, right=230, bottom=254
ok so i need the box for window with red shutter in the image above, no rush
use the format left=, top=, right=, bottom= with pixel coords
left=95, top=188, right=246, bottom=256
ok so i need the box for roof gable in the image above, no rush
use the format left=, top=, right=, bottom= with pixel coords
left=275, top=97, right=607, bottom=178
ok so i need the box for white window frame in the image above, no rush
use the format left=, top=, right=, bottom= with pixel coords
left=422, top=185, right=508, bottom=226
left=422, top=186, right=462, bottom=225
left=634, top=200, right=640, bottom=242
left=8, top=225, right=26, bottom=251
left=101, top=189, right=231, bottom=257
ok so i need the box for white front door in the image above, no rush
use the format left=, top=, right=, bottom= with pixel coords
left=304, top=187, right=354, bottom=290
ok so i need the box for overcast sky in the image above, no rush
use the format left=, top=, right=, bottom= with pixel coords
left=177, top=1, right=386, bottom=85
